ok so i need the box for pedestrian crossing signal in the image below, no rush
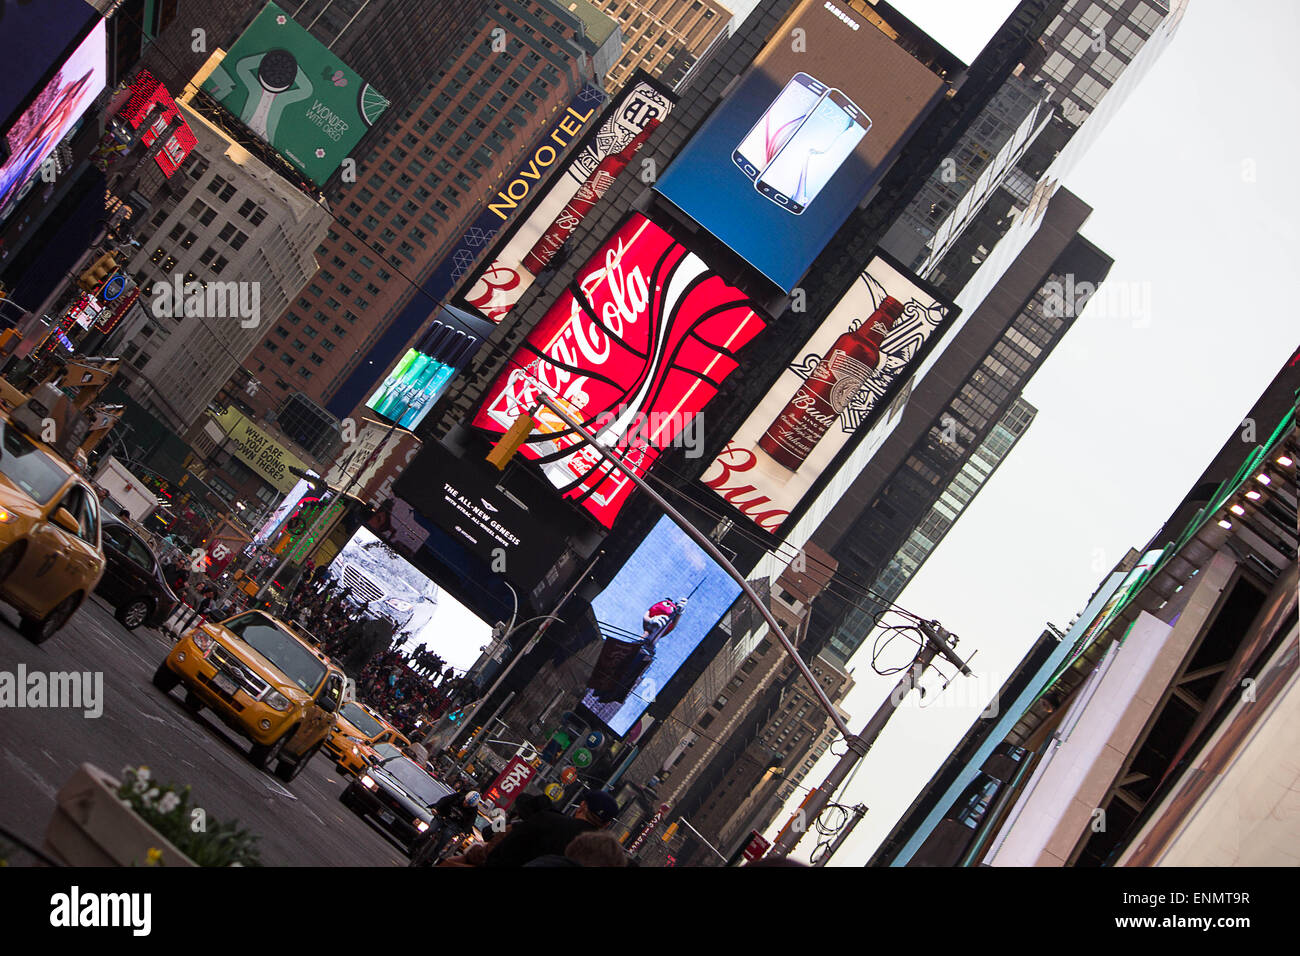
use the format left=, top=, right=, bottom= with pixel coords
left=448, top=709, right=464, bottom=723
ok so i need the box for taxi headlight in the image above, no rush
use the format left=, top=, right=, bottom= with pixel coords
left=415, top=820, right=429, bottom=832
left=192, top=630, right=215, bottom=653
left=263, top=690, right=291, bottom=711
left=0, top=508, right=13, bottom=523
left=360, top=774, right=377, bottom=790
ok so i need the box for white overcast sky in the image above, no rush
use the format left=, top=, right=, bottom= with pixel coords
left=723, top=0, right=1300, bottom=864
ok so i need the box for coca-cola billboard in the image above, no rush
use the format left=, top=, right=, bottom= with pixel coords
left=700, top=255, right=955, bottom=533
left=472, top=213, right=767, bottom=529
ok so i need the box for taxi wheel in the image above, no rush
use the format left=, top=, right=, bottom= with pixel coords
left=275, top=740, right=321, bottom=783
left=151, top=661, right=179, bottom=693
left=0, top=542, right=26, bottom=583
left=250, top=725, right=297, bottom=771
left=117, top=598, right=153, bottom=631
left=20, top=592, right=80, bottom=646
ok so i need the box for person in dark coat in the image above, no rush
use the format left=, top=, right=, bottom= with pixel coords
left=482, top=789, right=619, bottom=868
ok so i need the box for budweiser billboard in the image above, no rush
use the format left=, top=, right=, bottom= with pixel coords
left=700, top=255, right=956, bottom=532
left=483, top=756, right=539, bottom=812
left=472, top=213, right=767, bottom=529
left=460, top=76, right=675, bottom=323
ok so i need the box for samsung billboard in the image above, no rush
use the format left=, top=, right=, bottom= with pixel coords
left=654, top=0, right=946, bottom=291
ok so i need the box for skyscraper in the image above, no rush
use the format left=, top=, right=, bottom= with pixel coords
left=881, top=0, right=1188, bottom=289
left=588, top=0, right=733, bottom=92
left=233, top=0, right=616, bottom=444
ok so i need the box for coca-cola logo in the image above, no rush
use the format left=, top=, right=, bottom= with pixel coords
left=474, top=214, right=765, bottom=528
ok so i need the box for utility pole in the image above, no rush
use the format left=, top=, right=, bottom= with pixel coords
left=768, top=620, right=972, bottom=860
left=811, top=804, right=867, bottom=867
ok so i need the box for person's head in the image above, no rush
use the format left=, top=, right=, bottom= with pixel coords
left=575, top=789, right=619, bottom=829
left=514, top=792, right=553, bottom=822
left=563, top=831, right=628, bottom=867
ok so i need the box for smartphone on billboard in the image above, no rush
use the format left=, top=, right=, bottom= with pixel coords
left=732, top=72, right=828, bottom=182
left=755, top=89, right=871, bottom=215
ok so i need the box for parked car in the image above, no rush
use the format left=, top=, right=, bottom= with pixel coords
left=0, top=416, right=105, bottom=644
left=96, top=513, right=179, bottom=630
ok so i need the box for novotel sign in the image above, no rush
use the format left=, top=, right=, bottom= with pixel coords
left=487, top=102, right=599, bottom=221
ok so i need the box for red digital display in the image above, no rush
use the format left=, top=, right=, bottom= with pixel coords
left=473, top=214, right=765, bottom=528
left=119, top=70, right=196, bottom=178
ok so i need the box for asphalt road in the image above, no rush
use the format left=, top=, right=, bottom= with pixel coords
left=0, top=593, right=407, bottom=867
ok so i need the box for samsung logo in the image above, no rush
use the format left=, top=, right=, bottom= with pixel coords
left=824, top=1, right=860, bottom=30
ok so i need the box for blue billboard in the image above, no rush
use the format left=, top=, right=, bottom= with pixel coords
left=582, top=516, right=742, bottom=737
left=654, top=0, right=945, bottom=292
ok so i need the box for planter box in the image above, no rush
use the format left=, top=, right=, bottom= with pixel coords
left=44, top=764, right=196, bottom=867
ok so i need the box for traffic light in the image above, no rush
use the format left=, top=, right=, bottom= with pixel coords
left=77, top=253, right=118, bottom=293
left=486, top=410, right=537, bottom=470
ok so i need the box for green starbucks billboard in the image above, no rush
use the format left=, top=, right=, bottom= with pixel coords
left=202, top=2, right=390, bottom=185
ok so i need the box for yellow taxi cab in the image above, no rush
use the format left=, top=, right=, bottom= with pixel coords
left=152, top=609, right=346, bottom=783
left=0, top=416, right=105, bottom=644
left=326, top=699, right=413, bottom=776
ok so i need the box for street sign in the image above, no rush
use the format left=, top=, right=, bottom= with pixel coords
left=572, top=747, right=593, bottom=768
left=484, top=756, right=538, bottom=811
left=627, top=802, right=671, bottom=854
left=742, top=830, right=771, bottom=862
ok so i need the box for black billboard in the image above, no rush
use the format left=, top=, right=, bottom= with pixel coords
left=393, top=441, right=567, bottom=591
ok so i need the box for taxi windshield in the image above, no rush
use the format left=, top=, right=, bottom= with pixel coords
left=222, top=612, right=327, bottom=693
left=0, top=422, right=67, bottom=504
left=340, top=702, right=386, bottom=739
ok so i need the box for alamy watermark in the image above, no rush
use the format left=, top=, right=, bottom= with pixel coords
left=0, top=665, right=102, bottom=718
left=589, top=405, right=705, bottom=459
left=891, top=665, right=1001, bottom=717
left=1041, top=274, right=1153, bottom=327
left=151, top=275, right=260, bottom=328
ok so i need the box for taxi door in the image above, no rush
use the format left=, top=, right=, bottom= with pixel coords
left=8, top=477, right=82, bottom=616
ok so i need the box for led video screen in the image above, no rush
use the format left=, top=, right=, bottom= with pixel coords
left=654, top=0, right=945, bottom=291
left=700, top=255, right=955, bottom=532
left=580, top=516, right=741, bottom=737
left=0, top=17, right=106, bottom=219
left=472, top=213, right=765, bottom=528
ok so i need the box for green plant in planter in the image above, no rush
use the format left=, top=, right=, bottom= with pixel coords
left=116, top=766, right=262, bottom=867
